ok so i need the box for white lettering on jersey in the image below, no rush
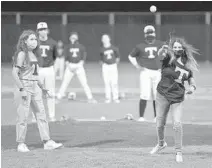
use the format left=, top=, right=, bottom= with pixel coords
left=104, top=50, right=114, bottom=59
left=40, top=45, right=50, bottom=57
left=145, top=47, right=157, bottom=59
left=175, top=66, right=189, bottom=83
left=70, top=48, right=79, bottom=57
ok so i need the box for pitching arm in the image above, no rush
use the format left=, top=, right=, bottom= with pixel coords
left=158, top=45, right=169, bottom=60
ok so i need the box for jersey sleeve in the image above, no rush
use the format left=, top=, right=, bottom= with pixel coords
left=130, top=46, right=140, bottom=58
left=15, top=51, right=26, bottom=68
left=161, top=54, right=171, bottom=67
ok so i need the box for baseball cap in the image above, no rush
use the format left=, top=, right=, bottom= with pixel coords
left=144, top=25, right=155, bottom=34
left=37, top=22, right=48, bottom=30
left=69, top=32, right=78, bottom=40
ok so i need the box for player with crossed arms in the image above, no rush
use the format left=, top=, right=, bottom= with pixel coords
left=100, top=34, right=120, bottom=103
left=129, top=25, right=164, bottom=122
left=35, top=22, right=57, bottom=122
left=57, top=32, right=96, bottom=103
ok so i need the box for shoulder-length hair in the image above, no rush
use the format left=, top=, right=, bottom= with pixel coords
left=167, top=37, right=199, bottom=72
left=13, top=30, right=40, bottom=66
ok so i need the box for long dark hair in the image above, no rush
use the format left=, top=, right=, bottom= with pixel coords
left=13, top=30, right=40, bottom=66
left=167, top=37, right=199, bottom=71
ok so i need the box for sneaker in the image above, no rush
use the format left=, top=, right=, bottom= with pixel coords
left=88, top=99, right=97, bottom=104
left=114, top=99, right=120, bottom=103
left=105, top=99, right=111, bottom=103
left=17, top=143, right=30, bottom=152
left=176, top=152, right=183, bottom=163
left=44, top=140, right=63, bottom=150
left=49, top=117, right=56, bottom=122
left=150, top=142, right=167, bottom=154
left=138, top=117, right=146, bottom=122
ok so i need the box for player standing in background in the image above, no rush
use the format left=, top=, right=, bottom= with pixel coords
left=128, top=25, right=164, bottom=122
left=36, top=22, right=57, bottom=122
left=54, top=40, right=65, bottom=80
left=57, top=32, right=96, bottom=103
left=100, top=34, right=120, bottom=103
left=12, top=30, right=63, bottom=152
left=150, top=37, right=199, bottom=163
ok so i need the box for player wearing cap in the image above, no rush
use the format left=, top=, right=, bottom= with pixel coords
left=128, top=25, right=164, bottom=122
left=36, top=22, right=57, bottom=122
left=57, top=32, right=96, bottom=103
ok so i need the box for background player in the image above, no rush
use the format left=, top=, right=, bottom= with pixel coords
left=54, top=40, right=65, bottom=80
left=36, top=22, right=57, bottom=122
left=57, top=32, right=96, bottom=103
left=12, top=30, right=63, bottom=152
left=150, top=37, right=199, bottom=162
left=128, top=25, right=164, bottom=122
left=100, top=34, right=120, bottom=103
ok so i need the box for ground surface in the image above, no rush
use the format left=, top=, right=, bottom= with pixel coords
left=1, top=62, right=212, bottom=168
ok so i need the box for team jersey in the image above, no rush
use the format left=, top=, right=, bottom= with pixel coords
left=130, top=40, right=164, bottom=70
left=65, top=42, right=86, bottom=63
left=17, top=52, right=39, bottom=81
left=157, top=55, right=193, bottom=103
left=100, top=45, right=120, bottom=65
left=37, top=37, right=57, bottom=67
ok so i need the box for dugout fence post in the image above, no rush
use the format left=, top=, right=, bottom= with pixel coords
left=61, top=13, right=68, bottom=44
left=155, top=12, right=161, bottom=40
left=109, top=13, right=115, bottom=45
left=205, top=12, right=211, bottom=63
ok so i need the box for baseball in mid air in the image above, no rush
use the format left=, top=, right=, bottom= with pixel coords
left=150, top=5, right=157, bottom=13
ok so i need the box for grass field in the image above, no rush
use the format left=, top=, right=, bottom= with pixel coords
left=1, top=62, right=212, bottom=168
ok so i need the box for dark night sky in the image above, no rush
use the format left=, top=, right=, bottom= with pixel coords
left=2, top=1, right=212, bottom=12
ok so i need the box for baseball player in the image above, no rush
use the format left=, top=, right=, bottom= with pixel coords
left=36, top=22, right=57, bottom=122
left=100, top=34, right=120, bottom=103
left=57, top=32, right=96, bottom=103
left=54, top=40, right=65, bottom=80
left=128, top=25, right=164, bottom=122
left=12, top=30, right=63, bottom=152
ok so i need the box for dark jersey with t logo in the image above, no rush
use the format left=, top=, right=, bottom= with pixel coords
left=100, top=45, right=120, bottom=65
left=130, top=40, right=164, bottom=70
left=157, top=55, right=193, bottom=103
left=65, top=43, right=86, bottom=63
left=37, top=37, right=57, bottom=67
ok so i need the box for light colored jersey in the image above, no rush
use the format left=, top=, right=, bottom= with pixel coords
left=19, top=52, right=39, bottom=81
